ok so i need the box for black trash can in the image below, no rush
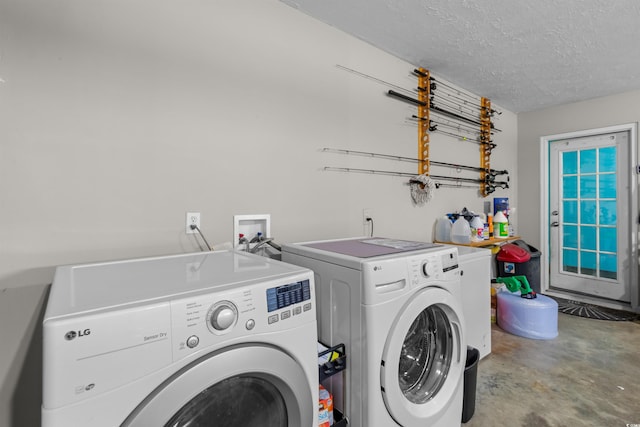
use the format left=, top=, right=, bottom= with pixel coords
left=496, top=240, right=541, bottom=294
left=462, top=346, right=479, bottom=423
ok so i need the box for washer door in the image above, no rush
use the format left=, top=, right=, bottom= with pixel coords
left=122, top=344, right=312, bottom=427
left=380, top=287, right=465, bottom=426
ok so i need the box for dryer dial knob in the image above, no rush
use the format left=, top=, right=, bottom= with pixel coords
left=422, top=261, right=437, bottom=277
left=210, top=303, right=237, bottom=331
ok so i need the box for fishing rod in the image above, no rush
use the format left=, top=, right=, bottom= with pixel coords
left=432, top=80, right=503, bottom=117
left=387, top=89, right=479, bottom=126
left=423, top=72, right=503, bottom=116
left=431, top=91, right=483, bottom=118
left=413, top=69, right=481, bottom=103
left=322, top=148, right=509, bottom=177
left=388, top=90, right=502, bottom=132
left=429, top=114, right=485, bottom=135
left=337, top=64, right=417, bottom=97
left=429, top=120, right=479, bottom=139
left=428, top=126, right=492, bottom=148
left=323, top=166, right=509, bottom=189
left=431, top=87, right=486, bottom=113
left=410, top=116, right=495, bottom=147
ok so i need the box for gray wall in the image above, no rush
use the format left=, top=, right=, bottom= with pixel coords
left=0, top=0, right=517, bottom=425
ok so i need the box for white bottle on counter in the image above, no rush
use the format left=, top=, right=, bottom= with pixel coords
left=493, top=211, right=509, bottom=239
left=451, top=217, right=471, bottom=244
left=435, top=216, right=453, bottom=242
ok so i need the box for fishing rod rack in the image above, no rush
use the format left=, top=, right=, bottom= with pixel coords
left=389, top=67, right=503, bottom=197
left=325, top=64, right=508, bottom=198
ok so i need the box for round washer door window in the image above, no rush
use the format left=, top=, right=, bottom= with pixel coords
left=399, top=305, right=453, bottom=404
left=166, top=376, right=287, bottom=427
left=380, top=287, right=465, bottom=426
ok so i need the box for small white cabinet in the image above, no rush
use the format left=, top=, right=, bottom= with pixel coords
left=456, top=246, right=492, bottom=359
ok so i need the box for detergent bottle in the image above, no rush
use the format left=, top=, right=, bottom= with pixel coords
left=469, top=215, right=485, bottom=242
left=493, top=211, right=509, bottom=239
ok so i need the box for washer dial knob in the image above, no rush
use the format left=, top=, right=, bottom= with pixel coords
left=422, top=261, right=437, bottom=277
left=209, top=301, right=238, bottom=331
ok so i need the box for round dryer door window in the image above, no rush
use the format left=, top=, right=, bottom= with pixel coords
left=122, top=345, right=312, bottom=427
left=165, top=376, right=287, bottom=427
left=380, top=287, right=465, bottom=426
left=399, top=305, right=453, bottom=404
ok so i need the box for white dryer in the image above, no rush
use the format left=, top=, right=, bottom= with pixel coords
left=42, top=250, right=318, bottom=427
left=282, top=238, right=466, bottom=427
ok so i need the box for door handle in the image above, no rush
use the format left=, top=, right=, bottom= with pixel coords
left=551, top=210, right=559, bottom=216
left=551, top=221, right=559, bottom=227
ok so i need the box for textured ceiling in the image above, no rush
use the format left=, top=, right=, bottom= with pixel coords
left=280, top=0, right=640, bottom=112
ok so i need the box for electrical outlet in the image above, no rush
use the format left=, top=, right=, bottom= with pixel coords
left=363, top=208, right=373, bottom=224
left=186, top=212, right=201, bottom=234
left=363, top=208, right=373, bottom=236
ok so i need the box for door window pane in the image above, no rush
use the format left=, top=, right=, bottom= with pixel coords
left=599, top=201, right=617, bottom=225
left=599, top=228, right=616, bottom=252
left=599, top=174, right=616, bottom=198
left=563, top=176, right=578, bottom=198
left=580, top=226, right=597, bottom=251
left=580, top=149, right=597, bottom=173
left=579, top=175, right=597, bottom=198
left=580, top=201, right=597, bottom=224
left=599, top=146, right=616, bottom=172
left=563, top=225, right=578, bottom=248
left=580, top=251, right=597, bottom=276
left=599, top=254, right=617, bottom=280
left=563, top=249, right=578, bottom=273
left=563, top=151, right=577, bottom=174
left=563, top=200, right=578, bottom=223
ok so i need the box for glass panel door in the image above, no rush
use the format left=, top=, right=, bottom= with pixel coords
left=550, top=131, right=630, bottom=302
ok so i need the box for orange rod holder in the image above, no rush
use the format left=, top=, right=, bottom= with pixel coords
left=417, top=68, right=430, bottom=175
left=480, top=97, right=492, bottom=196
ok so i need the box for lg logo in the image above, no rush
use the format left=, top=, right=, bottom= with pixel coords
left=65, top=329, right=91, bottom=341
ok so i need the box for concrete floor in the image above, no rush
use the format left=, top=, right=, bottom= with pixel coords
left=465, top=313, right=640, bottom=427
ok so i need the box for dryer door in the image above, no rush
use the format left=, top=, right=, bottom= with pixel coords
left=122, top=344, right=313, bottom=427
left=380, top=287, right=465, bottom=426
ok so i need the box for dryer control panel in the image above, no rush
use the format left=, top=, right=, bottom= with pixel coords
left=170, top=272, right=315, bottom=362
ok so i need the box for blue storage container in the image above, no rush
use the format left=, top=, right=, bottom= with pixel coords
left=496, top=290, right=558, bottom=340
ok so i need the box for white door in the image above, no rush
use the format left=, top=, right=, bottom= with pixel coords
left=122, top=345, right=313, bottom=427
left=380, top=287, right=464, bottom=427
left=549, top=130, right=631, bottom=302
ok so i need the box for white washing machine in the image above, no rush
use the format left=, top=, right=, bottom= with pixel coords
left=282, top=238, right=466, bottom=427
left=42, top=250, right=318, bottom=427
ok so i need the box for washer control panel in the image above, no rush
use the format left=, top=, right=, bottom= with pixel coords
left=361, top=247, right=459, bottom=304
left=409, top=248, right=459, bottom=283
left=170, top=272, right=314, bottom=362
